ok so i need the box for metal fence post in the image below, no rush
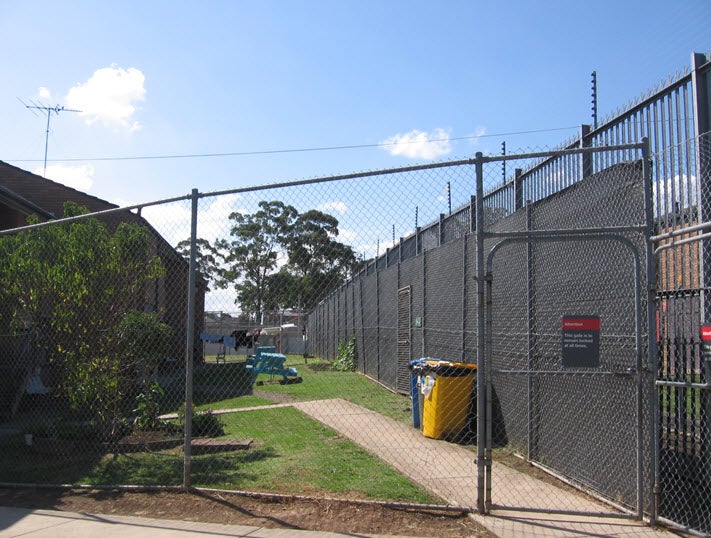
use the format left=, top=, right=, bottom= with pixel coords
left=692, top=52, right=711, bottom=322
left=580, top=125, right=592, bottom=178
left=642, top=136, right=659, bottom=524
left=422, top=248, right=428, bottom=357
left=514, top=169, right=523, bottom=211
left=359, top=278, right=366, bottom=373
left=475, top=152, right=488, bottom=512
left=469, top=195, right=476, bottom=234
left=526, top=202, right=535, bottom=461
left=183, top=188, right=199, bottom=490
left=376, top=267, right=381, bottom=381
left=461, top=234, right=468, bottom=363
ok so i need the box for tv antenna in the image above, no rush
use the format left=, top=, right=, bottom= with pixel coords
left=19, top=98, right=81, bottom=177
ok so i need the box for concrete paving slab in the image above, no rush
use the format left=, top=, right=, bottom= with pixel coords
left=293, top=399, right=675, bottom=538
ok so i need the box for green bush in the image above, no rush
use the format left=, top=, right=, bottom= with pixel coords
left=333, top=336, right=357, bottom=372
left=133, top=381, right=165, bottom=431
left=192, top=410, right=225, bottom=437
left=177, top=403, right=225, bottom=437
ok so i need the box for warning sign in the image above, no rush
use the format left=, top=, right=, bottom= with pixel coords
left=703, top=327, right=711, bottom=385
left=562, top=316, right=600, bottom=368
left=700, top=326, right=711, bottom=361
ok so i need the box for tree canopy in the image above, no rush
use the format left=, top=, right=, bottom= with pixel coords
left=195, top=200, right=360, bottom=321
left=0, top=202, right=170, bottom=435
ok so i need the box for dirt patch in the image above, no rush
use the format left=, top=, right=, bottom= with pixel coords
left=0, top=487, right=493, bottom=537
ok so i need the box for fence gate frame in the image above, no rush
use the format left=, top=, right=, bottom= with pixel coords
left=483, top=233, right=646, bottom=513
left=474, top=140, right=656, bottom=520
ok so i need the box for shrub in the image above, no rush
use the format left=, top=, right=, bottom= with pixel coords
left=334, top=336, right=357, bottom=372
left=133, top=381, right=165, bottom=431
left=177, top=402, right=225, bottom=437
left=192, top=410, right=225, bottom=437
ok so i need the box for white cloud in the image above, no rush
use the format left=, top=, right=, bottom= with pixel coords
left=65, top=66, right=146, bottom=131
left=139, top=193, right=244, bottom=248
left=37, top=87, right=52, bottom=100
left=653, top=173, right=698, bottom=217
left=318, top=201, right=348, bottom=215
left=140, top=202, right=192, bottom=246
left=205, top=287, right=239, bottom=313
left=380, top=128, right=452, bottom=159
left=36, top=164, right=95, bottom=191
left=339, top=228, right=357, bottom=241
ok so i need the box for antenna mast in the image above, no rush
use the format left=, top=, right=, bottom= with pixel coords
left=22, top=102, right=81, bottom=177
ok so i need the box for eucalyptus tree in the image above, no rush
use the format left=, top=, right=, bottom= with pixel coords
left=214, top=201, right=361, bottom=320
left=216, top=200, right=297, bottom=322
left=283, top=209, right=360, bottom=310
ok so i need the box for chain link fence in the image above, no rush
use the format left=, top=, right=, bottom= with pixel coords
left=1, top=135, right=710, bottom=534
left=0, top=197, right=196, bottom=487
left=653, top=132, right=711, bottom=535
left=0, top=160, right=486, bottom=509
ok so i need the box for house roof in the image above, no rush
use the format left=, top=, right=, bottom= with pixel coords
left=0, top=160, right=120, bottom=219
left=0, top=184, right=55, bottom=219
left=0, top=159, right=177, bottom=258
left=0, top=159, right=204, bottom=286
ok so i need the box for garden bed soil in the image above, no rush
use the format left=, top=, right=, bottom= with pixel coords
left=28, top=430, right=251, bottom=455
left=0, top=487, right=493, bottom=537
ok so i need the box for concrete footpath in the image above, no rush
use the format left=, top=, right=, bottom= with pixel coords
left=0, top=506, right=414, bottom=538
left=294, top=399, right=677, bottom=538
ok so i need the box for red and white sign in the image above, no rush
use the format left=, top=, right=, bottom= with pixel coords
left=562, top=315, right=600, bottom=368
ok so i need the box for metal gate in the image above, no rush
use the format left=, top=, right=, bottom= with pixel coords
left=484, top=233, right=649, bottom=516
left=475, top=141, right=655, bottom=519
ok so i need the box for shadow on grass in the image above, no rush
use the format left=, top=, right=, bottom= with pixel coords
left=93, top=446, right=278, bottom=487
left=0, top=433, right=278, bottom=489
left=159, top=362, right=254, bottom=411
left=0, top=435, right=107, bottom=485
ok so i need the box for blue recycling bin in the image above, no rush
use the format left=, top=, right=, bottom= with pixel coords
left=408, top=359, right=429, bottom=429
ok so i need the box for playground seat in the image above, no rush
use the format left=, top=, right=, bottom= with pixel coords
left=246, top=346, right=276, bottom=366
left=246, top=351, right=299, bottom=384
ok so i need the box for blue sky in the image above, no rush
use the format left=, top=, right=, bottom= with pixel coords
left=2, top=0, right=709, bottom=209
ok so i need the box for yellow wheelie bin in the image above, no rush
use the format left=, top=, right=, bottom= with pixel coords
left=421, top=360, right=477, bottom=440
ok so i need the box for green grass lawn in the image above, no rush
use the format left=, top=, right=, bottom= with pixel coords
left=254, top=356, right=413, bottom=422
left=193, top=355, right=412, bottom=423
left=0, top=354, right=437, bottom=504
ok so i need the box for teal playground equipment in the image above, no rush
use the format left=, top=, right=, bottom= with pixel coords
left=247, top=348, right=301, bottom=385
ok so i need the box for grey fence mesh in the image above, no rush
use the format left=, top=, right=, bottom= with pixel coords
left=654, top=132, right=711, bottom=534
left=480, top=148, right=652, bottom=516
left=0, top=160, right=483, bottom=509
left=1, top=138, right=709, bottom=534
